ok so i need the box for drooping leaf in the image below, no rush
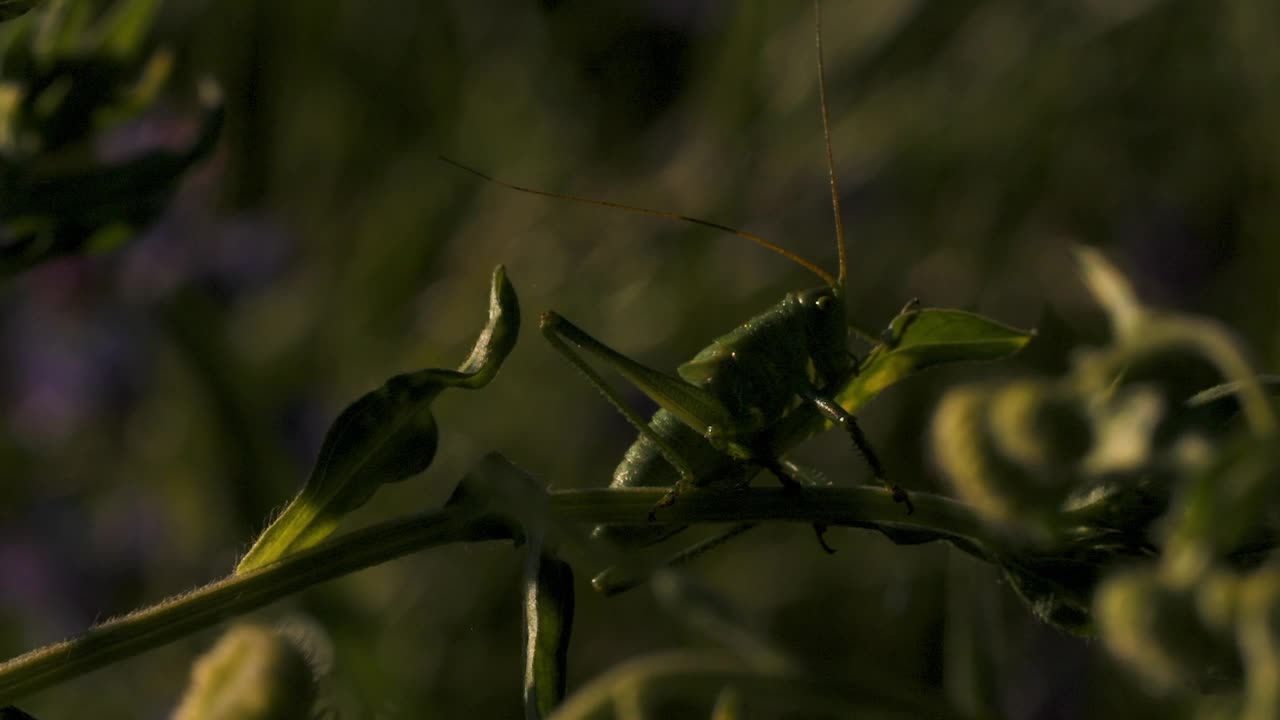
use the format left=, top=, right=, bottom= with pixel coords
left=444, top=452, right=551, bottom=544
left=837, top=307, right=1034, bottom=413
left=443, top=454, right=570, bottom=719
left=444, top=453, right=575, bottom=720
left=236, top=267, right=520, bottom=573
left=524, top=541, right=575, bottom=720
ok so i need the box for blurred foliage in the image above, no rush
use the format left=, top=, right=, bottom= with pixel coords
left=933, top=250, right=1280, bottom=717
left=0, top=0, right=223, bottom=275
left=0, top=0, right=1278, bottom=718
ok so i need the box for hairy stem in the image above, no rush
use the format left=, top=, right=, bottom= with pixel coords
left=0, top=486, right=989, bottom=703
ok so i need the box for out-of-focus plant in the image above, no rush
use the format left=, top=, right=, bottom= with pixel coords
left=170, top=623, right=320, bottom=720
left=0, top=0, right=1277, bottom=718
left=0, top=0, right=222, bottom=276
left=933, top=248, right=1280, bottom=717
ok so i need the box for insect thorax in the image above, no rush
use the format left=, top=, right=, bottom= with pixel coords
left=675, top=287, right=851, bottom=425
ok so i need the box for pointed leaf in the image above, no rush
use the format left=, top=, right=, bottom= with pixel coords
left=837, top=308, right=1034, bottom=412
left=236, top=267, right=520, bottom=573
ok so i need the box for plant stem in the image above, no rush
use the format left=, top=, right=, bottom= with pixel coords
left=0, top=485, right=990, bottom=703
left=553, top=485, right=990, bottom=544
left=0, top=504, right=500, bottom=702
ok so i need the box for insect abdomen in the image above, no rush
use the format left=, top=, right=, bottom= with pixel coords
left=591, top=408, right=755, bottom=548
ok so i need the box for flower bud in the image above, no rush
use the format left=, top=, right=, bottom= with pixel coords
left=172, top=624, right=317, bottom=720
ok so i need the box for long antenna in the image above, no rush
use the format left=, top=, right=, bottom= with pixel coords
left=814, top=0, right=848, bottom=289
left=439, top=156, right=837, bottom=288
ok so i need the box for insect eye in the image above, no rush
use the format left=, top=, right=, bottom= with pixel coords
left=815, top=295, right=834, bottom=311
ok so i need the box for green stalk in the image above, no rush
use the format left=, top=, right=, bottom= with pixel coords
left=0, top=486, right=990, bottom=703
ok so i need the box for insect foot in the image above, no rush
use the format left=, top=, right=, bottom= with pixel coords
left=890, top=484, right=914, bottom=515
left=644, top=472, right=734, bottom=523
left=648, top=487, right=680, bottom=522
left=764, top=459, right=842, bottom=553
left=813, top=525, right=837, bottom=554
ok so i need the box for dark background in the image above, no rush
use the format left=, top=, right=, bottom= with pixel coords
left=2, top=0, right=1276, bottom=717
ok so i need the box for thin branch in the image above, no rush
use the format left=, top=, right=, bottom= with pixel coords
left=0, top=485, right=991, bottom=703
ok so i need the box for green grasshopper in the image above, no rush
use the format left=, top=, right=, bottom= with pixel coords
left=443, top=0, right=910, bottom=554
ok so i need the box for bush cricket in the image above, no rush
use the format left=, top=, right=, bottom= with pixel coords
left=443, top=0, right=912, bottom=581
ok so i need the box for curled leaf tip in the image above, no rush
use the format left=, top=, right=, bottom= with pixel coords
left=457, top=265, right=521, bottom=386
left=236, top=271, right=521, bottom=573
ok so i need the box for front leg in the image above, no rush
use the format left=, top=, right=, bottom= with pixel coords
left=801, top=388, right=914, bottom=514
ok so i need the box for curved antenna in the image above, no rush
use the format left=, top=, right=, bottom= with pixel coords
left=814, top=0, right=848, bottom=289
left=439, top=155, right=837, bottom=288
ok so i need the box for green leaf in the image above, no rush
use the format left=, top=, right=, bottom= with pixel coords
left=236, top=267, right=520, bottom=573
left=837, top=308, right=1034, bottom=412
left=524, top=541, right=575, bottom=720
left=0, top=0, right=41, bottom=23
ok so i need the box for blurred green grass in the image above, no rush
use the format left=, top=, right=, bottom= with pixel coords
left=3, top=0, right=1278, bottom=717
